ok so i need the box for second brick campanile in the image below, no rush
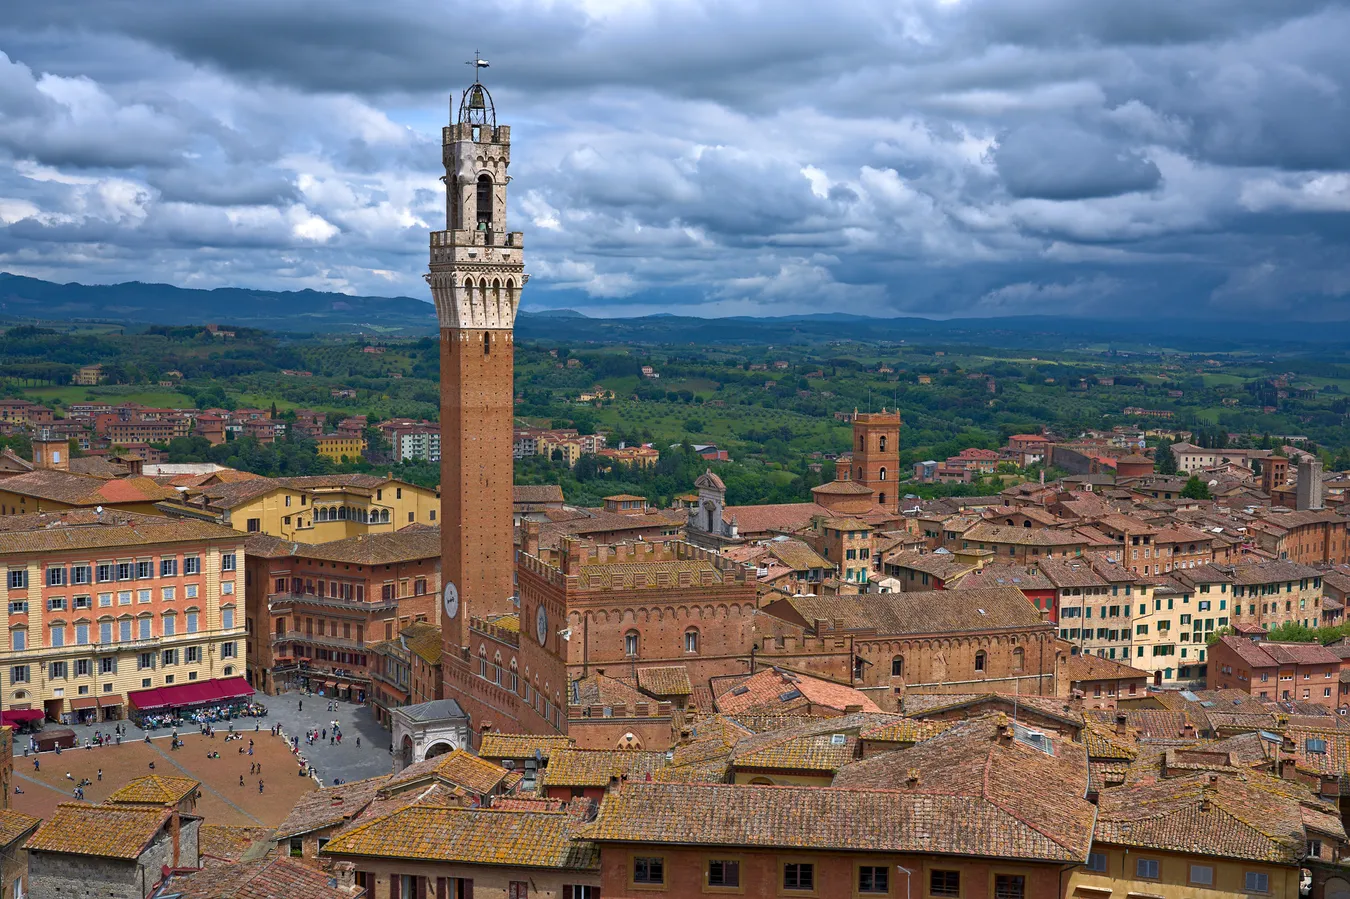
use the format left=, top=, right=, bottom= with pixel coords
left=427, top=76, right=525, bottom=663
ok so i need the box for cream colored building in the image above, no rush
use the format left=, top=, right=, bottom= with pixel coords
left=164, top=474, right=439, bottom=545
left=1, top=509, right=247, bottom=723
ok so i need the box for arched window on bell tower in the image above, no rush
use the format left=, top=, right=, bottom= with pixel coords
left=476, top=175, right=493, bottom=229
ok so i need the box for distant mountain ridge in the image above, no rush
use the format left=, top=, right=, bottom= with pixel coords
left=2, top=272, right=1347, bottom=349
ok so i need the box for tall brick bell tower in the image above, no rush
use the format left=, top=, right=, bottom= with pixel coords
left=427, top=75, right=525, bottom=664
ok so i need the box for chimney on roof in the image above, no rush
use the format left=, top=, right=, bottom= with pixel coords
left=523, top=519, right=541, bottom=558
left=1280, top=754, right=1298, bottom=781
left=905, top=768, right=920, bottom=788
left=844, top=704, right=863, bottom=714
left=1114, top=713, right=1127, bottom=737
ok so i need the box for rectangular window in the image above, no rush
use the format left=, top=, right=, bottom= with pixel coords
left=221, top=553, right=237, bottom=572
left=222, top=642, right=236, bottom=658
left=1086, top=853, right=1108, bottom=873
left=11, top=630, right=26, bottom=652
left=120, top=619, right=133, bottom=642
left=186, top=646, right=200, bottom=663
left=138, top=652, right=154, bottom=670
left=47, top=566, right=66, bottom=586
left=76, top=659, right=90, bottom=675
left=161, top=558, right=178, bottom=577
left=247, top=519, right=261, bottom=533
left=50, top=626, right=64, bottom=647
left=8, top=569, right=27, bottom=589
left=163, top=615, right=175, bottom=636
left=100, top=656, right=116, bottom=674
left=186, top=612, right=199, bottom=633
left=186, top=584, right=198, bottom=598
left=139, top=618, right=151, bottom=640
left=118, top=591, right=132, bottom=605
left=223, top=608, right=235, bottom=630
left=163, top=649, right=177, bottom=666
left=135, top=560, right=153, bottom=579
left=96, top=563, right=113, bottom=583
left=1136, top=859, right=1159, bottom=879
left=993, top=874, right=1025, bottom=899
left=708, top=860, right=740, bottom=888
left=184, top=556, right=200, bottom=575
left=1189, top=865, right=1214, bottom=886
left=162, top=586, right=175, bottom=601
left=10, top=665, right=29, bottom=683
left=783, top=863, right=814, bottom=892
left=565, top=888, right=598, bottom=899
left=138, top=589, right=151, bottom=604
left=930, top=871, right=960, bottom=898
left=74, top=595, right=91, bottom=609
left=48, top=597, right=66, bottom=611
left=633, top=857, right=664, bottom=885
left=76, top=623, right=89, bottom=645
left=100, top=621, right=113, bottom=644
left=50, top=660, right=67, bottom=679
left=858, top=866, right=888, bottom=894
left=1246, top=872, right=1270, bottom=893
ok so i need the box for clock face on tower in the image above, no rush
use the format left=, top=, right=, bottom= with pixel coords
left=536, top=604, right=548, bottom=645
left=443, top=582, right=459, bottom=620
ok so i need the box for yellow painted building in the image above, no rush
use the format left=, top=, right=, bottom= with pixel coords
left=166, top=474, right=439, bottom=544
left=315, top=435, right=366, bottom=462
left=1069, top=767, right=1345, bottom=899
left=0, top=509, right=247, bottom=723
left=0, top=470, right=178, bottom=517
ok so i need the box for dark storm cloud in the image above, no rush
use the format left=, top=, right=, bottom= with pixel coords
left=995, top=125, right=1162, bottom=200
left=0, top=1, right=1348, bottom=318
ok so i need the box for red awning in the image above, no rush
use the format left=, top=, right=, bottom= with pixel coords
left=128, top=687, right=170, bottom=710
left=132, top=677, right=254, bottom=711
left=1, top=709, right=45, bottom=724
left=69, top=697, right=99, bottom=711
left=98, top=696, right=123, bottom=708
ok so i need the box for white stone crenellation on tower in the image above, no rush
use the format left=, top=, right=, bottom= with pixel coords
left=424, top=80, right=527, bottom=331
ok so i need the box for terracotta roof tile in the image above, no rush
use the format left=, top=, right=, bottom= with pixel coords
left=0, top=511, right=240, bottom=556
left=715, top=668, right=881, bottom=716
left=164, top=855, right=358, bottom=899
left=384, top=749, right=509, bottom=796
left=582, top=778, right=1091, bottom=862
left=106, top=774, right=200, bottom=806
left=541, top=749, right=669, bottom=788
left=1095, top=771, right=1344, bottom=862
left=274, top=777, right=389, bottom=839
left=322, top=806, right=598, bottom=871
left=0, top=810, right=41, bottom=848
left=477, top=733, right=577, bottom=761
left=783, top=587, right=1044, bottom=635
left=635, top=666, right=693, bottom=697
left=26, top=803, right=173, bottom=859
left=1060, top=653, right=1150, bottom=683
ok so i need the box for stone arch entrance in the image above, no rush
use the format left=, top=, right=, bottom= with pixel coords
left=1324, top=876, right=1350, bottom=899
left=425, top=741, right=455, bottom=760
left=400, top=735, right=415, bottom=769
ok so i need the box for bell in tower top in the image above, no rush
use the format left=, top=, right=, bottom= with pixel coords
left=457, top=53, right=495, bottom=128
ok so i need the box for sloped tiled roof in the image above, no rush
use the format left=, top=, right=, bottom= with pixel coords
left=477, top=733, right=577, bottom=761
left=732, top=732, right=858, bottom=773
left=160, top=856, right=353, bottom=899
left=293, top=529, right=442, bottom=566
left=1094, top=771, right=1344, bottom=862
left=583, top=778, right=1091, bottom=862
left=1061, top=652, right=1150, bottom=683
left=26, top=803, right=173, bottom=858
left=513, top=484, right=565, bottom=504
left=322, top=806, right=599, bottom=871
left=635, top=666, right=693, bottom=697
left=831, top=715, right=1095, bottom=861
left=715, top=668, right=881, bottom=716
left=0, top=809, right=41, bottom=848
left=383, top=749, right=509, bottom=796
left=274, top=777, right=389, bottom=839
left=0, top=510, right=239, bottom=556
left=783, top=587, right=1044, bottom=636
left=541, top=749, right=669, bottom=788
left=106, top=774, right=200, bottom=807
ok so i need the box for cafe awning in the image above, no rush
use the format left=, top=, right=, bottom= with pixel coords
left=0, top=709, right=44, bottom=724
left=69, top=697, right=99, bottom=711
left=129, top=677, right=253, bottom=711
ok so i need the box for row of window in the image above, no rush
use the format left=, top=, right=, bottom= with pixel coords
left=632, top=857, right=1023, bottom=898
left=7, top=554, right=232, bottom=590
left=9, top=583, right=216, bottom=617
left=8, top=643, right=223, bottom=683
left=9, top=609, right=219, bottom=651
left=1088, top=852, right=1271, bottom=892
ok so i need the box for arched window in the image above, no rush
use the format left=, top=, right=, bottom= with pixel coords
left=856, top=466, right=863, bottom=480
left=484, top=331, right=491, bottom=356
left=478, top=645, right=487, bottom=678
left=974, top=650, right=987, bottom=672
left=1012, top=647, right=1025, bottom=672
left=493, top=651, right=503, bottom=685
left=857, top=435, right=864, bottom=451
left=879, top=435, right=887, bottom=452
left=891, top=655, right=904, bottom=677
left=879, top=467, right=887, bottom=481
left=878, top=492, right=886, bottom=507
left=624, top=630, right=639, bottom=657
left=510, top=659, right=519, bottom=693
left=476, top=174, right=493, bottom=228
left=685, top=628, right=699, bottom=654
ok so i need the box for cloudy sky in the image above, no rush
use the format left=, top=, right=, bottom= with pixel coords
left=2, top=1, right=1349, bottom=319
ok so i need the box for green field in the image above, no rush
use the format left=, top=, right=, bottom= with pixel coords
left=16, top=385, right=196, bottom=408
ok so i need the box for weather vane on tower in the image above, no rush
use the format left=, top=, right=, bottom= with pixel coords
left=466, top=51, right=489, bottom=79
